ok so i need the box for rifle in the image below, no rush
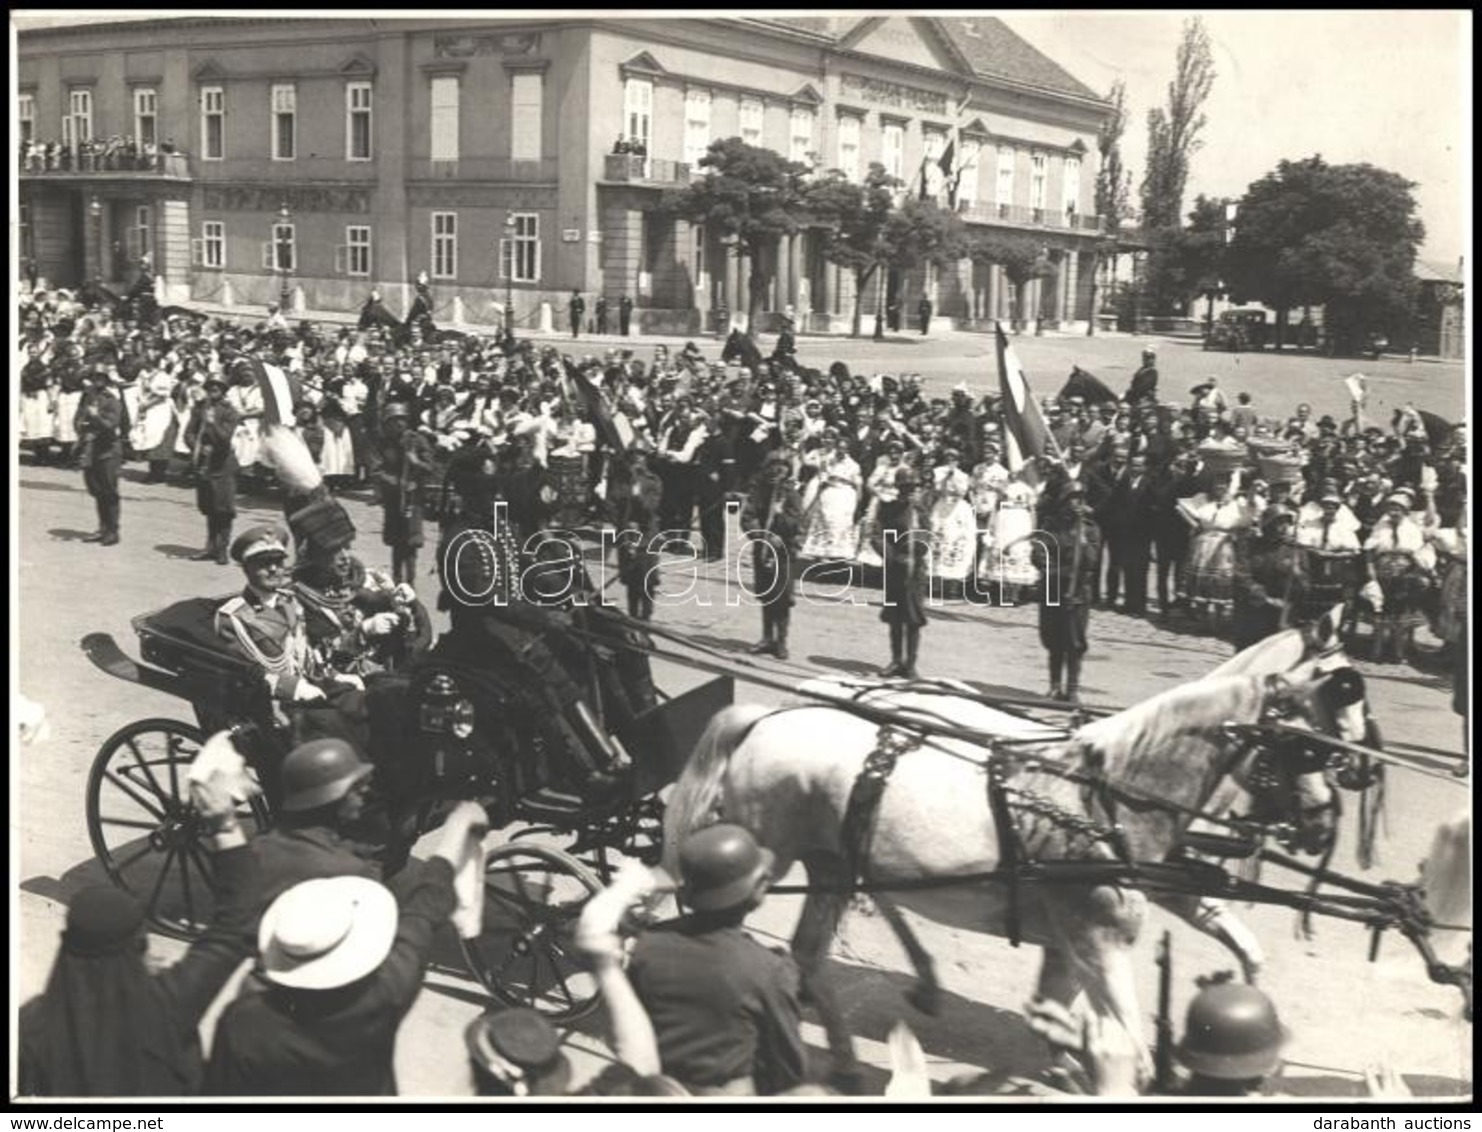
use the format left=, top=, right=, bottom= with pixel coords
left=1153, top=930, right=1175, bottom=1093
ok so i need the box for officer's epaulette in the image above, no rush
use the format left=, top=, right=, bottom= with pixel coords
left=216, top=595, right=248, bottom=617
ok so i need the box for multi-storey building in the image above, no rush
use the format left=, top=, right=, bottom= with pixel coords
left=18, top=15, right=1111, bottom=333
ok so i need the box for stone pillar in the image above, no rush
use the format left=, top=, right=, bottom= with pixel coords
left=156, top=198, right=191, bottom=304
left=986, top=264, right=998, bottom=322
left=788, top=233, right=803, bottom=308
left=1064, top=251, right=1079, bottom=323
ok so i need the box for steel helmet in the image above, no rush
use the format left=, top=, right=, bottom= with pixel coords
left=1176, top=979, right=1289, bottom=1080
left=279, top=738, right=373, bottom=812
left=678, top=824, right=775, bottom=911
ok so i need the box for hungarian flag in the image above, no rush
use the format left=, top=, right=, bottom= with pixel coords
left=567, top=363, right=628, bottom=455
left=995, top=322, right=1060, bottom=483
left=243, top=355, right=300, bottom=428
left=936, top=139, right=955, bottom=176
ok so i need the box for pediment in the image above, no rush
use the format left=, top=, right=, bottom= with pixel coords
left=847, top=16, right=970, bottom=76
left=619, top=51, right=666, bottom=79
left=192, top=58, right=226, bottom=82
left=789, top=83, right=823, bottom=106
left=961, top=117, right=993, bottom=138
left=339, top=53, right=377, bottom=79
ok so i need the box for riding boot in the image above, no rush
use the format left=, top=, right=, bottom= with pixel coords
left=902, top=625, right=921, bottom=679
left=216, top=517, right=233, bottom=565
left=1066, top=653, right=1083, bottom=702
left=882, top=624, right=904, bottom=676
left=750, top=609, right=775, bottom=655
left=773, top=612, right=790, bottom=661
left=1048, top=652, right=1065, bottom=700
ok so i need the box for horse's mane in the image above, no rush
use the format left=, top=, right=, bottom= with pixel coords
left=1074, top=674, right=1268, bottom=805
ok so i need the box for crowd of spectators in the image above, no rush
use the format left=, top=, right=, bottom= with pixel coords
left=20, top=134, right=179, bottom=173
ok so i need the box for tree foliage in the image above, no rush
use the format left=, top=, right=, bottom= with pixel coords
left=1225, top=156, right=1424, bottom=350
left=969, top=234, right=1051, bottom=328
left=1087, top=79, right=1132, bottom=334
left=662, top=137, right=812, bottom=323
left=1140, top=16, right=1216, bottom=231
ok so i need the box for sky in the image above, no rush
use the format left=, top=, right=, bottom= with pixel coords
left=1003, top=10, right=1471, bottom=265
left=14, top=10, right=1471, bottom=264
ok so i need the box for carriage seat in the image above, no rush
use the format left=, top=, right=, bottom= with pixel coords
left=133, top=597, right=276, bottom=729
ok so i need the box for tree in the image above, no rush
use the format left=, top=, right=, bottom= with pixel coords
left=969, top=234, right=1051, bottom=331
left=804, top=163, right=897, bottom=338
left=1140, top=16, right=1216, bottom=315
left=1175, top=194, right=1230, bottom=328
left=807, top=165, right=967, bottom=338
left=661, top=137, right=811, bottom=326
left=1087, top=79, right=1132, bottom=336
left=1225, top=156, right=1424, bottom=352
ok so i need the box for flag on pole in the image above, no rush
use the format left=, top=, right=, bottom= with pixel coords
left=995, top=321, right=1060, bottom=484
left=567, top=363, right=628, bottom=455
left=936, top=139, right=956, bottom=177
left=243, top=355, right=300, bottom=428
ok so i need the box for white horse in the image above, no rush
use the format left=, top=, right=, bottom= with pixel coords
left=662, top=621, right=1372, bottom=1084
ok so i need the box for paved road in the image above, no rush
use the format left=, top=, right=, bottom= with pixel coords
left=14, top=449, right=1471, bottom=1097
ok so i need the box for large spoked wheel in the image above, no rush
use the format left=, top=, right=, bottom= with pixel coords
left=85, top=718, right=270, bottom=940
left=460, top=843, right=603, bottom=1023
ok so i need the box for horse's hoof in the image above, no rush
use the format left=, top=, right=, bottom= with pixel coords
left=907, top=981, right=943, bottom=1017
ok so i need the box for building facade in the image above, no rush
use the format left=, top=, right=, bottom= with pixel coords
left=18, top=16, right=1111, bottom=333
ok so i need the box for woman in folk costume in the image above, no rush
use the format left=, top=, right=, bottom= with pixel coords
left=19, top=343, right=57, bottom=450
left=926, top=447, right=976, bottom=597
left=227, top=360, right=266, bottom=480
left=317, top=396, right=358, bottom=488
left=1363, top=484, right=1436, bottom=664
left=968, top=436, right=1010, bottom=590
left=1176, top=438, right=1257, bottom=628
left=53, top=345, right=88, bottom=459
left=983, top=472, right=1042, bottom=603
left=133, top=352, right=182, bottom=482
left=799, top=431, right=862, bottom=561
left=855, top=438, right=905, bottom=569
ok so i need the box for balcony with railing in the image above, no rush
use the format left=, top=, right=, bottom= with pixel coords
left=409, top=156, right=558, bottom=182
left=20, top=143, right=192, bottom=181
left=958, top=201, right=1104, bottom=234
left=602, top=154, right=692, bottom=185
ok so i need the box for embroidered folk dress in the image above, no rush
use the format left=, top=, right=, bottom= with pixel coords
left=799, top=451, right=862, bottom=561
left=927, top=465, right=977, bottom=583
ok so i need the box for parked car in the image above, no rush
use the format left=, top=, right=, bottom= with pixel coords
left=1204, top=308, right=1270, bottom=352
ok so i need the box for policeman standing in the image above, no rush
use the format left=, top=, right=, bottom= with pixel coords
left=569, top=289, right=586, bottom=339
left=76, top=367, right=124, bottom=546
left=917, top=295, right=933, bottom=336
left=185, top=373, right=241, bottom=563
left=1126, top=347, right=1160, bottom=405
left=595, top=295, right=609, bottom=335
left=740, top=451, right=802, bottom=660
left=619, top=294, right=634, bottom=337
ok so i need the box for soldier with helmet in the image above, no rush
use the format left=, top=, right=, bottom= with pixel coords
left=371, top=400, right=434, bottom=585
left=877, top=464, right=930, bottom=678
left=183, top=369, right=241, bottom=563
left=75, top=365, right=125, bottom=546
left=739, top=450, right=803, bottom=660
left=626, top=824, right=806, bottom=1096
left=1033, top=475, right=1102, bottom=701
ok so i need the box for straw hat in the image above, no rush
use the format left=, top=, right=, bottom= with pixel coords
left=259, top=877, right=398, bottom=990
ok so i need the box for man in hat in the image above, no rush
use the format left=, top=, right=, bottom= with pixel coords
left=568, top=288, right=585, bottom=339
left=740, top=450, right=803, bottom=660
left=370, top=401, right=434, bottom=585
left=619, top=293, right=634, bottom=337
left=466, top=1009, right=574, bottom=1097
left=917, top=294, right=933, bottom=336
left=1033, top=477, right=1102, bottom=700
left=627, top=824, right=806, bottom=1096
left=205, top=800, right=486, bottom=1096
left=772, top=316, right=797, bottom=369
left=75, top=367, right=125, bottom=545
left=878, top=464, right=930, bottom=677
left=594, top=294, right=609, bottom=336
left=1127, top=347, right=1159, bottom=405
left=183, top=373, right=241, bottom=563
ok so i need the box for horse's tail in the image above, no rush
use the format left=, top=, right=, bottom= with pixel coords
left=660, top=704, right=774, bottom=882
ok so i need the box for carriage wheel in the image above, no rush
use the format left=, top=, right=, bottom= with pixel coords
left=460, top=843, right=603, bottom=1023
left=86, top=718, right=270, bottom=941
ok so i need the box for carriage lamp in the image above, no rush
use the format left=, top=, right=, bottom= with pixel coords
left=421, top=672, right=476, bottom=740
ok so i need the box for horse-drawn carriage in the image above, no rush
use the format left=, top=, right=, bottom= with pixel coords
left=81, top=595, right=732, bottom=1021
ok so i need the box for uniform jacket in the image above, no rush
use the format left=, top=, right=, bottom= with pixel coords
left=75, top=387, right=124, bottom=466
left=215, top=586, right=317, bottom=700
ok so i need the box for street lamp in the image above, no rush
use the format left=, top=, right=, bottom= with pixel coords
left=503, top=213, right=517, bottom=334
left=277, top=201, right=292, bottom=312
left=89, top=197, right=102, bottom=282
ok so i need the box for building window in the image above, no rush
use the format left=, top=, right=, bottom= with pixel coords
left=510, top=71, right=542, bottom=162
left=882, top=121, right=904, bottom=181
left=64, top=88, right=93, bottom=147
left=789, top=107, right=815, bottom=165
left=271, top=84, right=296, bottom=161
left=133, top=88, right=157, bottom=148
left=957, top=138, right=981, bottom=207
left=197, top=221, right=225, bottom=269
left=1062, top=155, right=1081, bottom=216
left=836, top=114, right=860, bottom=181
left=271, top=221, right=296, bottom=272
left=339, top=225, right=371, bottom=276
left=134, top=205, right=152, bottom=262
left=201, top=87, right=224, bottom=160
left=923, top=129, right=946, bottom=198
left=19, top=93, right=36, bottom=146
left=738, top=96, right=763, bottom=146
left=1030, top=152, right=1047, bottom=211
left=432, top=212, right=457, bottom=279
left=996, top=146, right=1015, bottom=208
left=430, top=76, right=459, bottom=162
left=624, top=77, right=652, bottom=152
left=346, top=82, right=372, bottom=161
left=683, top=87, right=711, bottom=168
left=500, top=213, right=540, bottom=283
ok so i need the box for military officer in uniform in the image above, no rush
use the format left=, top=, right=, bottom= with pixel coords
left=184, top=373, right=241, bottom=564
left=371, top=401, right=434, bottom=586
left=1126, top=347, right=1160, bottom=406
left=1033, top=478, right=1102, bottom=701
left=739, top=451, right=803, bottom=660
left=76, top=367, right=124, bottom=546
